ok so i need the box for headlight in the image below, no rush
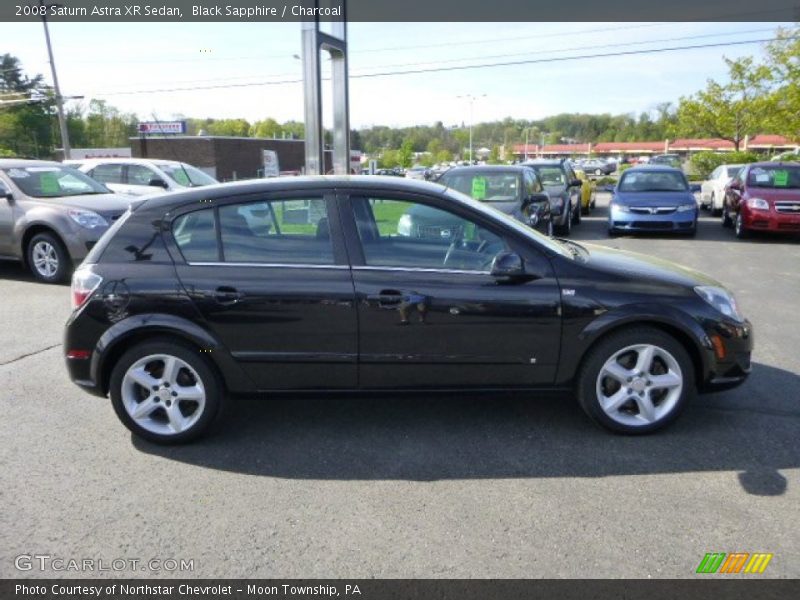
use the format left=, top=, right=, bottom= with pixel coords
left=747, top=197, right=769, bottom=211
left=397, top=214, right=412, bottom=236
left=677, top=204, right=696, bottom=212
left=68, top=209, right=108, bottom=229
left=695, top=286, right=744, bottom=322
left=611, top=202, right=630, bottom=213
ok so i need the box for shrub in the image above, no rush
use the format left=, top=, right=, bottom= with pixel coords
left=689, top=150, right=758, bottom=180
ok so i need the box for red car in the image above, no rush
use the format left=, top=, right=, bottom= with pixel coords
left=722, top=162, right=800, bottom=238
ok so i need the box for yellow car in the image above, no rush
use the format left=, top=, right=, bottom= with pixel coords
left=574, top=169, right=596, bottom=214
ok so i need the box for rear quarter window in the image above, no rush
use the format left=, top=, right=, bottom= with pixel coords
left=94, top=209, right=172, bottom=264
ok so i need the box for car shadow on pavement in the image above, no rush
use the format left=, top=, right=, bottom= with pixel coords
left=133, top=362, right=799, bottom=495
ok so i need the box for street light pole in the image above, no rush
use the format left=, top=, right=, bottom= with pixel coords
left=39, top=0, right=71, bottom=159
left=457, top=94, right=486, bottom=164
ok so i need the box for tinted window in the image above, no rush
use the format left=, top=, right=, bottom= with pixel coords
left=219, top=198, right=333, bottom=264
left=618, top=171, right=688, bottom=192
left=100, top=214, right=171, bottom=263
left=439, top=171, right=521, bottom=203
left=173, top=209, right=218, bottom=262
left=726, top=167, right=741, bottom=178
left=353, top=197, right=507, bottom=272
left=161, top=164, right=217, bottom=187
left=530, top=166, right=565, bottom=186
left=90, top=164, right=124, bottom=184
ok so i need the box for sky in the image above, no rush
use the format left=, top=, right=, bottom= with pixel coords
left=1, top=21, right=790, bottom=129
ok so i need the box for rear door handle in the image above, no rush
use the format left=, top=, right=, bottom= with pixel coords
left=367, top=289, right=403, bottom=306
left=213, top=286, right=242, bottom=305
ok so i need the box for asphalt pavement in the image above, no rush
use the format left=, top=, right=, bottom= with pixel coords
left=1, top=193, right=798, bottom=578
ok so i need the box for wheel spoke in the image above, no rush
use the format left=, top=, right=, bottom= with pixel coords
left=649, top=371, right=681, bottom=390
left=128, top=366, right=159, bottom=391
left=602, top=361, right=631, bottom=385
left=634, top=345, right=655, bottom=374
left=130, top=396, right=158, bottom=420
left=161, top=356, right=182, bottom=385
left=635, top=392, right=657, bottom=423
left=174, top=384, right=204, bottom=402
left=166, top=403, right=188, bottom=433
left=601, top=388, right=629, bottom=413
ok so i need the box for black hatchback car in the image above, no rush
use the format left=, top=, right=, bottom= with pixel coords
left=65, top=177, right=752, bottom=443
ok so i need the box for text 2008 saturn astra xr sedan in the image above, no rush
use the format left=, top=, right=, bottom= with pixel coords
left=64, top=176, right=752, bottom=444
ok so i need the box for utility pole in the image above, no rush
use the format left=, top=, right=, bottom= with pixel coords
left=457, top=94, right=486, bottom=164
left=39, top=0, right=71, bottom=159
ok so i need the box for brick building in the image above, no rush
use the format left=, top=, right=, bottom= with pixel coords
left=129, top=135, right=336, bottom=180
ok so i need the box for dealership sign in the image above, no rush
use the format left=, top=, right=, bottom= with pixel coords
left=137, top=121, right=187, bottom=134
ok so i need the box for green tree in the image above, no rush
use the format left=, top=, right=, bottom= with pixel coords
left=487, top=145, right=501, bottom=164
left=675, top=57, right=773, bottom=150
left=250, top=118, right=282, bottom=138
left=0, top=54, right=52, bottom=157
left=765, top=25, right=800, bottom=141
left=398, top=139, right=414, bottom=168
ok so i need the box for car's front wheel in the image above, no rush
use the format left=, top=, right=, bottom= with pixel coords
left=27, top=232, right=70, bottom=283
left=735, top=213, right=750, bottom=239
left=576, top=327, right=694, bottom=434
left=109, top=339, right=224, bottom=444
left=555, top=204, right=572, bottom=236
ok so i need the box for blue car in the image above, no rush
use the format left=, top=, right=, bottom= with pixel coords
left=608, top=166, right=698, bottom=237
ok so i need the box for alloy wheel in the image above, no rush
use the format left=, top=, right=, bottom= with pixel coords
left=121, top=354, right=206, bottom=435
left=32, top=241, right=58, bottom=278
left=595, top=343, right=683, bottom=427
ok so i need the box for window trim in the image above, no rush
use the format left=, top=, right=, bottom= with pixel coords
left=166, top=190, right=347, bottom=267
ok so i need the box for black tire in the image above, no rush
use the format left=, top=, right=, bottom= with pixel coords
left=555, top=204, right=572, bottom=236
left=573, top=199, right=582, bottom=224
left=607, top=227, right=618, bottom=237
left=27, top=232, right=71, bottom=284
left=721, top=204, right=733, bottom=228
left=576, top=326, right=695, bottom=434
left=109, top=338, right=224, bottom=444
left=734, top=213, right=750, bottom=239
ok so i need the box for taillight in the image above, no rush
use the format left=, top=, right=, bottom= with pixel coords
left=71, top=267, right=103, bottom=310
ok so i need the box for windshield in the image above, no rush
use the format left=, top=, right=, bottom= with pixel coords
left=443, top=188, right=572, bottom=259
left=618, top=170, right=688, bottom=192
left=747, top=165, right=800, bottom=189
left=529, top=166, right=565, bottom=186
left=160, top=164, right=218, bottom=187
left=3, top=166, right=110, bottom=198
left=439, top=172, right=521, bottom=202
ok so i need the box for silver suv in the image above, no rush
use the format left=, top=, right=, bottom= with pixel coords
left=0, top=160, right=134, bottom=283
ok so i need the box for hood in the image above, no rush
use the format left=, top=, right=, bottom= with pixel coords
left=582, top=242, right=720, bottom=288
left=614, top=190, right=695, bottom=206
left=34, top=193, right=135, bottom=215
left=748, top=188, right=800, bottom=202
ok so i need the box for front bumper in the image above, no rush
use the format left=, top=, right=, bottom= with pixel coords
left=609, top=208, right=696, bottom=233
left=700, top=318, right=753, bottom=392
left=743, top=209, right=800, bottom=233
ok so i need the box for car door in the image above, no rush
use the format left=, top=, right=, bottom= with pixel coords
left=169, top=191, right=358, bottom=390
left=340, top=190, right=562, bottom=389
left=0, top=176, right=15, bottom=256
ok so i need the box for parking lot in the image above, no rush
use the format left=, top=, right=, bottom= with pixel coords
left=1, top=192, right=798, bottom=578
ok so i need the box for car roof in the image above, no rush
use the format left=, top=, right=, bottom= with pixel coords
left=623, top=165, right=683, bottom=172
left=747, top=161, right=800, bottom=168
left=0, top=159, right=64, bottom=169
left=77, top=158, right=183, bottom=166
left=521, top=160, right=565, bottom=167
left=140, top=175, right=449, bottom=212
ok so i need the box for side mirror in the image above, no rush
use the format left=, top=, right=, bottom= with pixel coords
left=149, top=178, right=168, bottom=189
left=0, top=184, right=12, bottom=201
left=490, top=251, right=527, bottom=282
left=528, top=192, right=549, bottom=204
left=571, top=179, right=583, bottom=187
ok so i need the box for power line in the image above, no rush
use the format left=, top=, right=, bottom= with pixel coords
left=94, top=35, right=792, bottom=97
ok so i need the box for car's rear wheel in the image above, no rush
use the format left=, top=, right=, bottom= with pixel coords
left=27, top=232, right=70, bottom=284
left=735, top=213, right=750, bottom=239
left=109, top=339, right=224, bottom=444
left=573, top=200, right=582, bottom=224
left=576, top=327, right=694, bottom=434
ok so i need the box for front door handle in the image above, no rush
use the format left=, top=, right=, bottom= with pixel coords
left=367, top=289, right=403, bottom=306
left=213, top=286, right=242, bottom=305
